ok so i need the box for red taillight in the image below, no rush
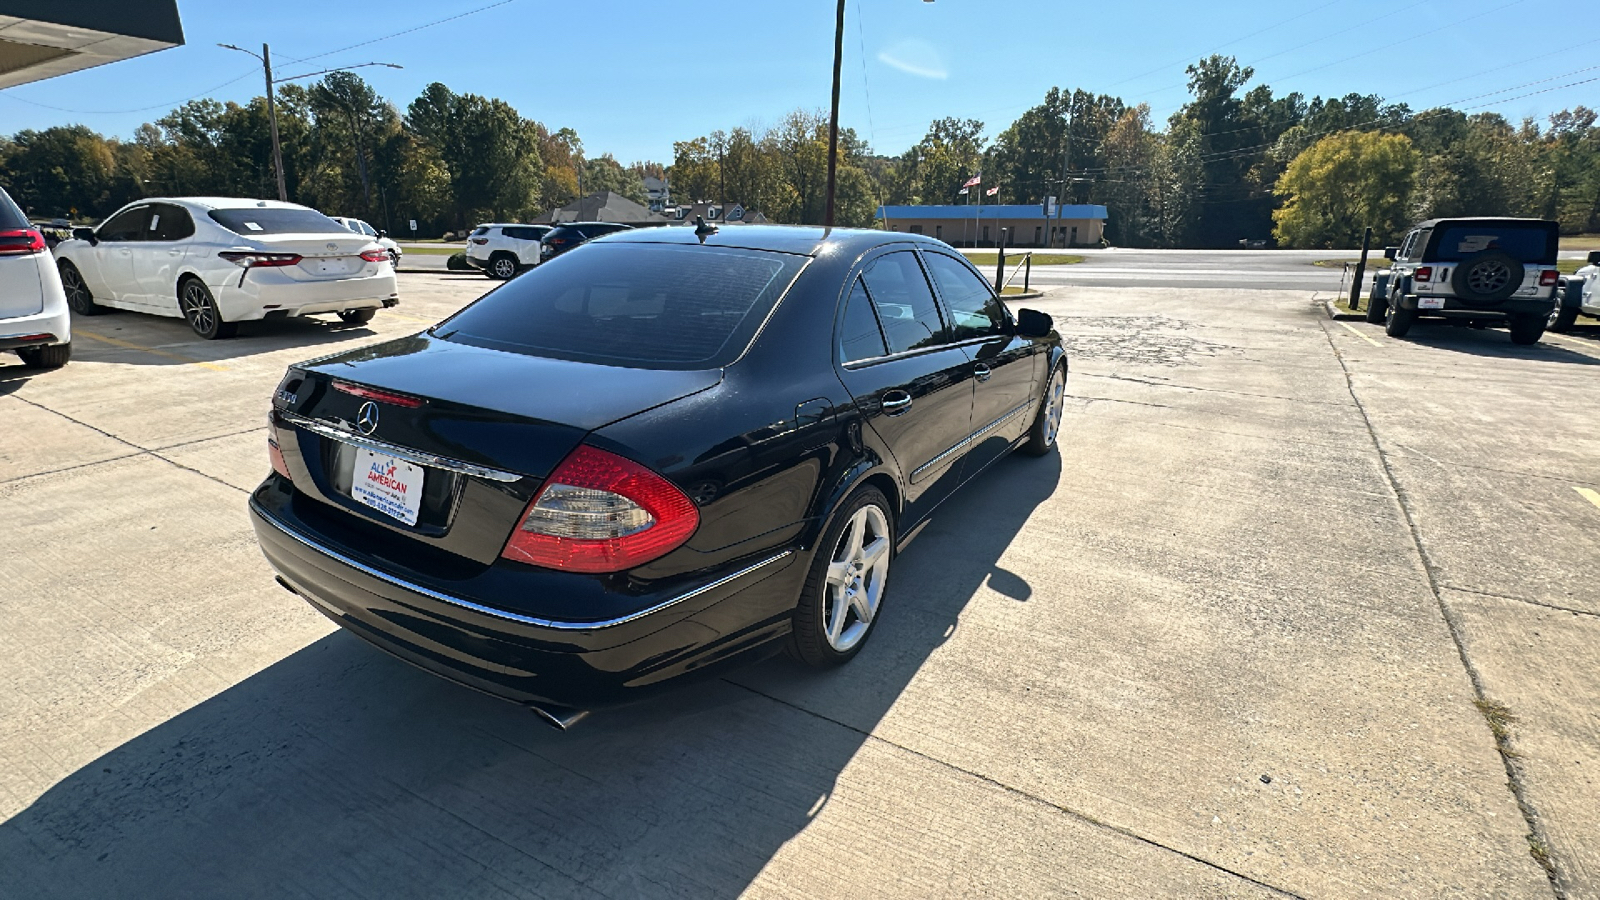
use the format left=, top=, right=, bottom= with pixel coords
left=0, top=228, right=46, bottom=255
left=359, top=249, right=389, bottom=263
left=268, top=436, right=293, bottom=481
left=1414, top=266, right=1432, bottom=282
left=470, top=237, right=489, bottom=245
left=332, top=380, right=425, bottom=408
left=219, top=251, right=302, bottom=268
left=501, top=445, right=699, bottom=573
left=1539, top=269, right=1559, bottom=286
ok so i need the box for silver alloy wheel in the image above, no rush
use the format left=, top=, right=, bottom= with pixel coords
left=1043, top=368, right=1066, bottom=447
left=492, top=257, right=517, bottom=279
left=180, top=281, right=215, bottom=335
left=1467, top=260, right=1511, bottom=295
left=822, top=504, right=891, bottom=652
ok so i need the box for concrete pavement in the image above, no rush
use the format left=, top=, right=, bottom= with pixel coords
left=1, top=269, right=1596, bottom=897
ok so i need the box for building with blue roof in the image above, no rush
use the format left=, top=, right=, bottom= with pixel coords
left=875, top=203, right=1108, bottom=249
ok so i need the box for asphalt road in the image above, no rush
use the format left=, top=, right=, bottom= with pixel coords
left=1016, top=248, right=1353, bottom=291
left=2, top=270, right=1597, bottom=897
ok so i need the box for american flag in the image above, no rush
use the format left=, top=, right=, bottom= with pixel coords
left=985, top=186, right=999, bottom=196
left=962, top=174, right=981, bottom=188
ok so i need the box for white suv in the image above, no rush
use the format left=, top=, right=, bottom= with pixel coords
left=466, top=223, right=552, bottom=279
left=1550, top=251, right=1600, bottom=332
left=330, top=216, right=401, bottom=266
left=54, top=198, right=398, bottom=339
left=0, top=185, right=71, bottom=369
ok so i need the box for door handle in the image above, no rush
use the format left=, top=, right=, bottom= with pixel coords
left=973, top=364, right=992, bottom=383
left=881, top=391, right=912, bottom=415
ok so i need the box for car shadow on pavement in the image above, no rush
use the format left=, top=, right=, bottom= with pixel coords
left=0, top=364, right=32, bottom=396
left=0, top=452, right=1059, bottom=898
left=1399, top=324, right=1600, bottom=364
left=68, top=311, right=390, bottom=366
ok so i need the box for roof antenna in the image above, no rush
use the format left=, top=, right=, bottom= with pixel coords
left=694, top=215, right=718, bottom=243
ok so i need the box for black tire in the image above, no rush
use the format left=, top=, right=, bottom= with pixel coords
left=17, top=342, right=70, bottom=369
left=1384, top=300, right=1416, bottom=338
left=1549, top=279, right=1582, bottom=332
left=387, top=249, right=400, bottom=267
left=487, top=253, right=518, bottom=280
left=1508, top=315, right=1545, bottom=345
left=1450, top=250, right=1524, bottom=303
left=178, top=278, right=237, bottom=340
left=1020, top=363, right=1066, bottom=457
left=788, top=485, right=894, bottom=668
left=1365, top=272, right=1390, bottom=323
left=338, top=308, right=376, bottom=325
left=58, top=261, right=105, bottom=315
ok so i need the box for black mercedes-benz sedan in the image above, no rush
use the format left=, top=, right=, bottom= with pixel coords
left=249, top=225, right=1066, bottom=725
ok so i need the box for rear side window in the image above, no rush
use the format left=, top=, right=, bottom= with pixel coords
left=923, top=251, right=1006, bottom=340
left=1430, top=224, right=1555, bottom=264
left=208, top=208, right=347, bottom=236
left=859, top=251, right=947, bottom=354
left=435, top=243, right=806, bottom=369
left=471, top=226, right=490, bottom=236
left=0, top=187, right=28, bottom=230
left=839, top=278, right=888, bottom=363
left=148, top=204, right=195, bottom=241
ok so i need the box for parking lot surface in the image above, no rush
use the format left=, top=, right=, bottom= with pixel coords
left=2, top=265, right=1597, bottom=897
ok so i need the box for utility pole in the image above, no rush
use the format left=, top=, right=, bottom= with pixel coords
left=824, top=0, right=846, bottom=228
left=1055, top=105, right=1072, bottom=249
left=262, top=44, right=287, bottom=202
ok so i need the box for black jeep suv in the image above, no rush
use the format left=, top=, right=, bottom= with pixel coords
left=1367, top=218, right=1560, bottom=345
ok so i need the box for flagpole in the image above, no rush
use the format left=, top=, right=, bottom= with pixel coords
left=975, top=174, right=982, bottom=249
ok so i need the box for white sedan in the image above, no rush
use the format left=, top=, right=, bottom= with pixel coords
left=54, top=197, right=399, bottom=339
left=329, top=216, right=402, bottom=266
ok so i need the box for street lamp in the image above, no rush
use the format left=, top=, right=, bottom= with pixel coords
left=219, top=43, right=401, bottom=202
left=825, top=0, right=934, bottom=228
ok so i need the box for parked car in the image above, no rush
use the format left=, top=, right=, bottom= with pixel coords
left=250, top=226, right=1067, bottom=726
left=1549, top=251, right=1600, bottom=332
left=32, top=218, right=73, bottom=250
left=539, top=221, right=632, bottom=264
left=54, top=198, right=398, bottom=339
left=329, top=216, right=401, bottom=267
left=1366, top=218, right=1560, bottom=344
left=465, top=223, right=552, bottom=279
left=1, top=186, right=71, bottom=368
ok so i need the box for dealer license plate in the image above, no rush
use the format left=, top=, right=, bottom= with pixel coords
left=1418, top=297, right=1446, bottom=309
left=351, top=448, right=423, bottom=525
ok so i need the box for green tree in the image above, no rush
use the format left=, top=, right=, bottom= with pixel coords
left=1273, top=130, right=1417, bottom=248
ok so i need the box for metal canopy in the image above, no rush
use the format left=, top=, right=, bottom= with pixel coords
left=0, top=2, right=184, bottom=89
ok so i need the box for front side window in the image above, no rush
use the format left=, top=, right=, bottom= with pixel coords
left=97, top=206, right=148, bottom=242
left=839, top=277, right=888, bottom=364
left=434, top=243, right=805, bottom=369
left=923, top=251, right=1006, bottom=340
left=859, top=251, right=947, bottom=354
left=208, top=208, right=346, bottom=236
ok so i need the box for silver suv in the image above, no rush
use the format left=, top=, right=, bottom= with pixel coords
left=466, top=223, right=552, bottom=279
left=1368, top=218, right=1561, bottom=345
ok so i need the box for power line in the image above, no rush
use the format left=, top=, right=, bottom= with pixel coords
left=280, top=0, right=522, bottom=65
left=1100, top=0, right=1347, bottom=91
left=0, top=68, right=259, bottom=115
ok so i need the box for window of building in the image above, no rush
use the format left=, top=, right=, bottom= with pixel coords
left=909, top=224, right=923, bottom=235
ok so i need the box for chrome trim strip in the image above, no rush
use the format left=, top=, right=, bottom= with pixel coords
left=908, top=400, right=1032, bottom=484
left=281, top=411, right=525, bottom=483
left=253, top=501, right=793, bottom=631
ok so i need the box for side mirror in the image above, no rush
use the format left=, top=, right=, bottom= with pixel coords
left=1587, top=250, right=1600, bottom=266
left=378, top=230, right=388, bottom=238
left=73, top=227, right=98, bottom=245
left=1382, top=247, right=1398, bottom=260
left=1015, top=308, right=1053, bottom=338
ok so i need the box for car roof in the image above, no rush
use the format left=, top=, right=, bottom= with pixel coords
left=128, top=197, right=318, bottom=213
left=1410, top=217, right=1558, bottom=229
left=477, top=222, right=542, bottom=229
left=592, top=224, right=951, bottom=258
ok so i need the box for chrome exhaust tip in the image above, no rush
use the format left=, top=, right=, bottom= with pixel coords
left=527, top=703, right=589, bottom=731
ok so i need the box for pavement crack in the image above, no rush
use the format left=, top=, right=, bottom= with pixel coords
left=8, top=395, right=249, bottom=496
left=1078, top=395, right=1173, bottom=410
left=1318, top=319, right=1566, bottom=898
left=1081, top=371, right=1346, bottom=406
left=724, top=679, right=1305, bottom=899
left=1439, top=584, right=1600, bottom=620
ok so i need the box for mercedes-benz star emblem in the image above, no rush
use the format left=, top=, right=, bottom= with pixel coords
left=356, top=401, right=380, bottom=435
left=326, top=242, right=338, bottom=251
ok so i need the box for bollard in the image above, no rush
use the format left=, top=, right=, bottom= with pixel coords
left=995, top=228, right=1007, bottom=291
left=1349, top=226, right=1372, bottom=312
left=1024, top=254, right=1031, bottom=292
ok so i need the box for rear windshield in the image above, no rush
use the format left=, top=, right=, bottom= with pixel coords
left=1429, top=224, right=1556, bottom=264
left=0, top=187, right=29, bottom=230
left=208, top=208, right=347, bottom=236
left=434, top=243, right=807, bottom=369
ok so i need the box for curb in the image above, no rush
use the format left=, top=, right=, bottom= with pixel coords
left=1323, top=298, right=1362, bottom=321
left=1005, top=290, right=1046, bottom=301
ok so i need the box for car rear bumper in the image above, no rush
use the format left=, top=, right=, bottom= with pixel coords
left=212, top=268, right=399, bottom=321
left=1399, top=294, right=1555, bottom=317
left=0, top=305, right=71, bottom=349
left=248, top=480, right=802, bottom=709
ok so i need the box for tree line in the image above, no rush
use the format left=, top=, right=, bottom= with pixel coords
left=3, top=55, right=1598, bottom=247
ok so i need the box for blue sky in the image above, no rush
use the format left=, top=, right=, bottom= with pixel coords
left=2, top=0, right=1595, bottom=162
